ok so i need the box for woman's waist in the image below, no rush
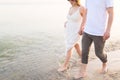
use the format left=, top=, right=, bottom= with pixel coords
left=66, top=21, right=81, bottom=27
left=67, top=20, right=81, bottom=25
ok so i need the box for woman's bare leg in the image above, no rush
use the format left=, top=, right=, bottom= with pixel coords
left=58, top=48, right=72, bottom=72
left=74, top=43, right=82, bottom=57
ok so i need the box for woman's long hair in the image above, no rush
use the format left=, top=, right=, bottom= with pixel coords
left=76, top=0, right=80, bottom=6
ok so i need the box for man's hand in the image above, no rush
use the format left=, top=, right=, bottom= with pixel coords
left=103, top=30, right=110, bottom=41
left=78, top=27, right=84, bottom=35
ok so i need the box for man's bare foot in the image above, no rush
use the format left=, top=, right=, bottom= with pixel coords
left=57, top=66, right=68, bottom=72
left=99, top=63, right=108, bottom=74
left=74, top=71, right=87, bottom=79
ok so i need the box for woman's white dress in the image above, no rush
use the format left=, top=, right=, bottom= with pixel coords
left=65, top=7, right=82, bottom=53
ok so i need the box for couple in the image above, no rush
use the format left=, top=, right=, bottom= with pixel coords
left=58, top=0, right=113, bottom=79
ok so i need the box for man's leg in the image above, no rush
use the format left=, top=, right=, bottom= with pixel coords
left=93, top=36, right=107, bottom=73
left=81, top=33, right=93, bottom=64
left=74, top=32, right=92, bottom=78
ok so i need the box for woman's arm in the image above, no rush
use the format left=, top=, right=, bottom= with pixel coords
left=78, top=6, right=87, bottom=35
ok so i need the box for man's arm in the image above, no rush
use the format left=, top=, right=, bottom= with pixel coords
left=103, top=7, right=114, bottom=41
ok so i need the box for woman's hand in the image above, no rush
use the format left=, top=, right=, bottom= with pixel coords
left=64, top=21, right=67, bottom=28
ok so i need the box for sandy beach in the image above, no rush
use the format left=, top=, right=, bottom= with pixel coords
left=0, top=33, right=120, bottom=80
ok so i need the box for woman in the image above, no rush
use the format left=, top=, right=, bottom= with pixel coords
left=57, top=0, right=86, bottom=72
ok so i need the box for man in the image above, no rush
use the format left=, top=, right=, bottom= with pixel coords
left=75, top=0, right=114, bottom=78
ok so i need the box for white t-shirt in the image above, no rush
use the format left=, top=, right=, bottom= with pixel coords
left=84, top=0, right=113, bottom=36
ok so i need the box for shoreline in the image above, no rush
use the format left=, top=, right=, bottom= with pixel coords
left=0, top=34, right=120, bottom=80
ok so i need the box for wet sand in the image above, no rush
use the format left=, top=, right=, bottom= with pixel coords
left=0, top=33, right=120, bottom=80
